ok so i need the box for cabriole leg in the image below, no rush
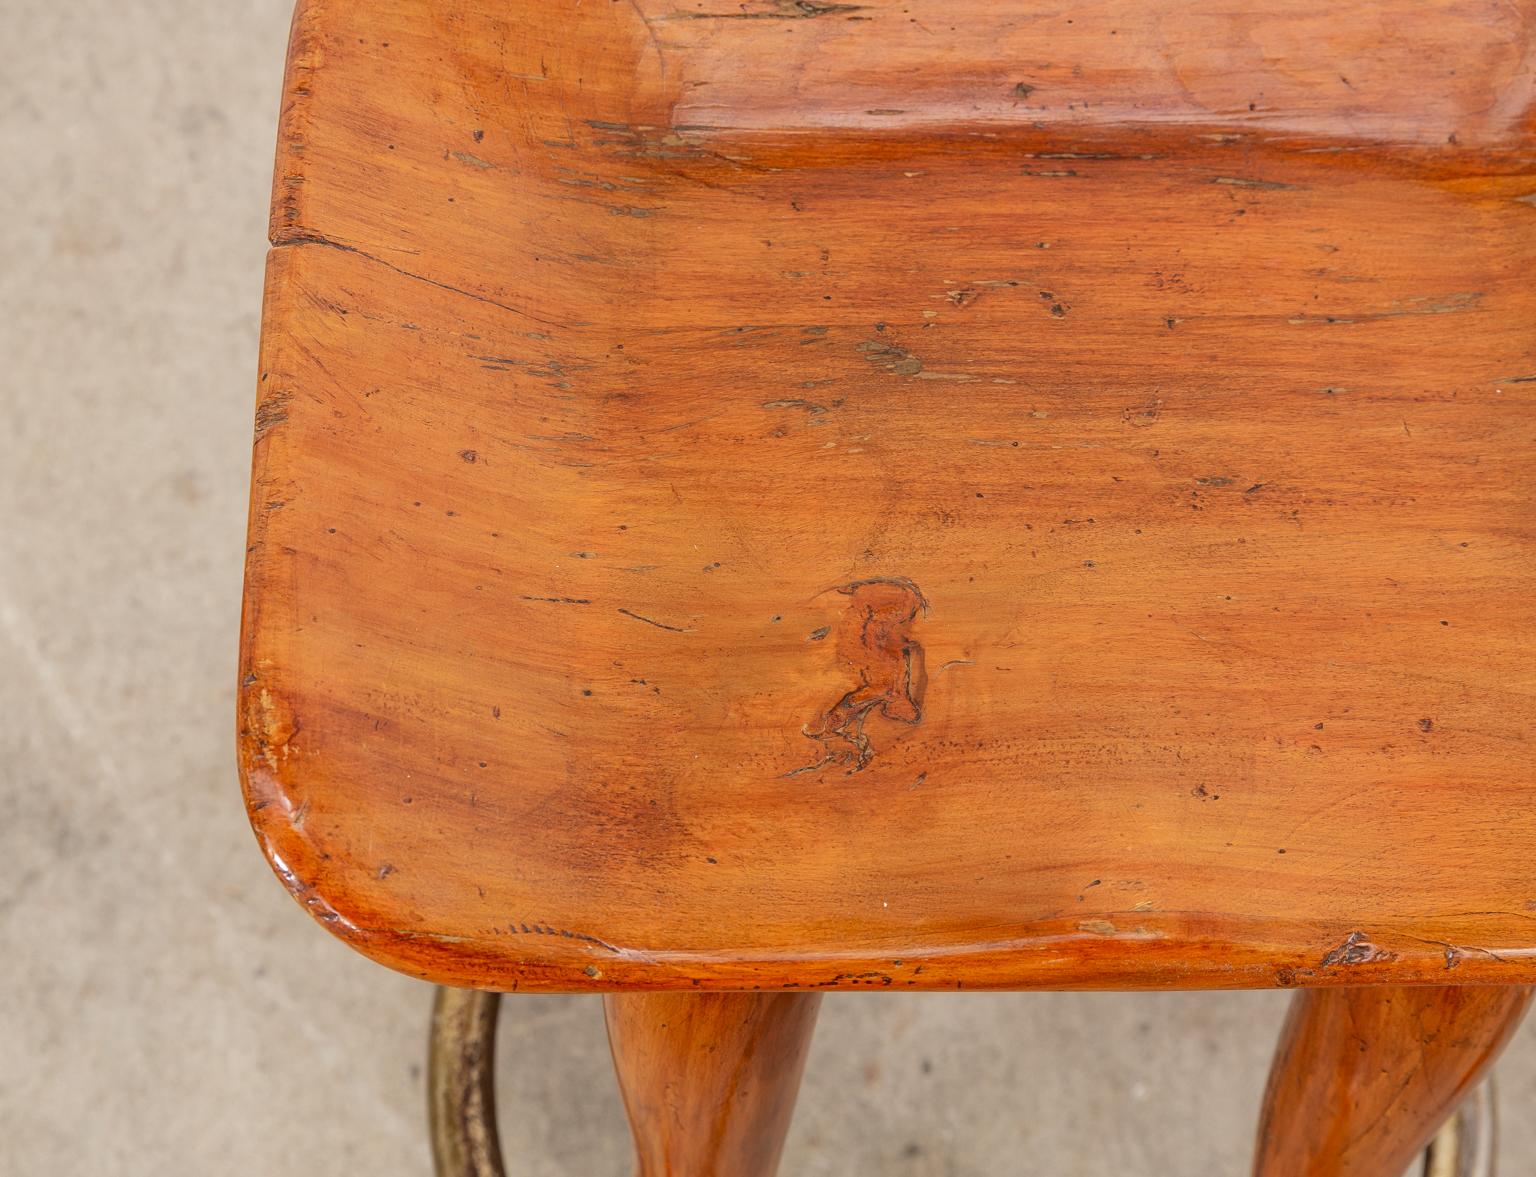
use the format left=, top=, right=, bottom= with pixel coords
left=1254, top=985, right=1531, bottom=1177
left=604, top=992, right=823, bottom=1177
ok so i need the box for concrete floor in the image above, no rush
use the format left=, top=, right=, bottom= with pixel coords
left=1, top=1, right=1533, bottom=1173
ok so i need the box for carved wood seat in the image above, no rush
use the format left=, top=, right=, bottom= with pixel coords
left=240, top=2, right=1536, bottom=1172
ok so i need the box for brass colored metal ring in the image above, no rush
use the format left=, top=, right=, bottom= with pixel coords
left=1424, top=1080, right=1497, bottom=1177
left=429, top=987, right=505, bottom=1177
left=426, top=985, right=1495, bottom=1177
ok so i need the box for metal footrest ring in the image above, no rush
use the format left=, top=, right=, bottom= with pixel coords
left=425, top=986, right=1498, bottom=1177
left=429, top=987, right=505, bottom=1177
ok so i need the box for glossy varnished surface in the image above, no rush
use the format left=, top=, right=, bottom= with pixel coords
left=240, top=0, right=1536, bottom=990
left=606, top=992, right=821, bottom=1177
left=1254, top=986, right=1532, bottom=1176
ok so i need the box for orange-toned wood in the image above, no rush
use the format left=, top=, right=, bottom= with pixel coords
left=604, top=992, right=821, bottom=1177
left=240, top=0, right=1536, bottom=992
left=1254, top=985, right=1532, bottom=1176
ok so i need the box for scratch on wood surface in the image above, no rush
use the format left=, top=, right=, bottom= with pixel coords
left=1212, top=176, right=1297, bottom=190
left=502, top=922, right=623, bottom=954
left=618, top=607, right=691, bottom=632
left=253, top=390, right=292, bottom=441
left=275, top=232, right=567, bottom=329
left=1288, top=292, right=1483, bottom=325
left=669, top=0, right=869, bottom=18
left=449, top=150, right=497, bottom=169
left=253, top=688, right=300, bottom=772
left=763, top=398, right=828, bottom=415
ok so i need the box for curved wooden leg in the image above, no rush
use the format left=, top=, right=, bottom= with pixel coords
left=604, top=992, right=822, bottom=1177
left=1254, top=985, right=1531, bottom=1177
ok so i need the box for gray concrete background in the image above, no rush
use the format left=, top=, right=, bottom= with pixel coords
left=0, top=1, right=1531, bottom=1173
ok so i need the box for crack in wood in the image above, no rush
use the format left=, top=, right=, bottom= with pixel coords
left=788, top=577, right=928, bottom=776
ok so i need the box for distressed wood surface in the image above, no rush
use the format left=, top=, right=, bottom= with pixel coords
left=1254, top=985, right=1532, bottom=1176
left=240, top=0, right=1536, bottom=991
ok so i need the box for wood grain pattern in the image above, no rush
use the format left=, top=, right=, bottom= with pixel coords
left=240, top=0, right=1536, bottom=991
left=1254, top=985, right=1532, bottom=1176
left=605, top=992, right=821, bottom=1177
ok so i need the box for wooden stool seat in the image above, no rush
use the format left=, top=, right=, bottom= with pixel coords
left=239, top=2, right=1536, bottom=1172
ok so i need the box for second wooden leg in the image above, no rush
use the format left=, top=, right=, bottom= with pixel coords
left=1254, top=984, right=1531, bottom=1177
left=604, top=991, right=822, bottom=1177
